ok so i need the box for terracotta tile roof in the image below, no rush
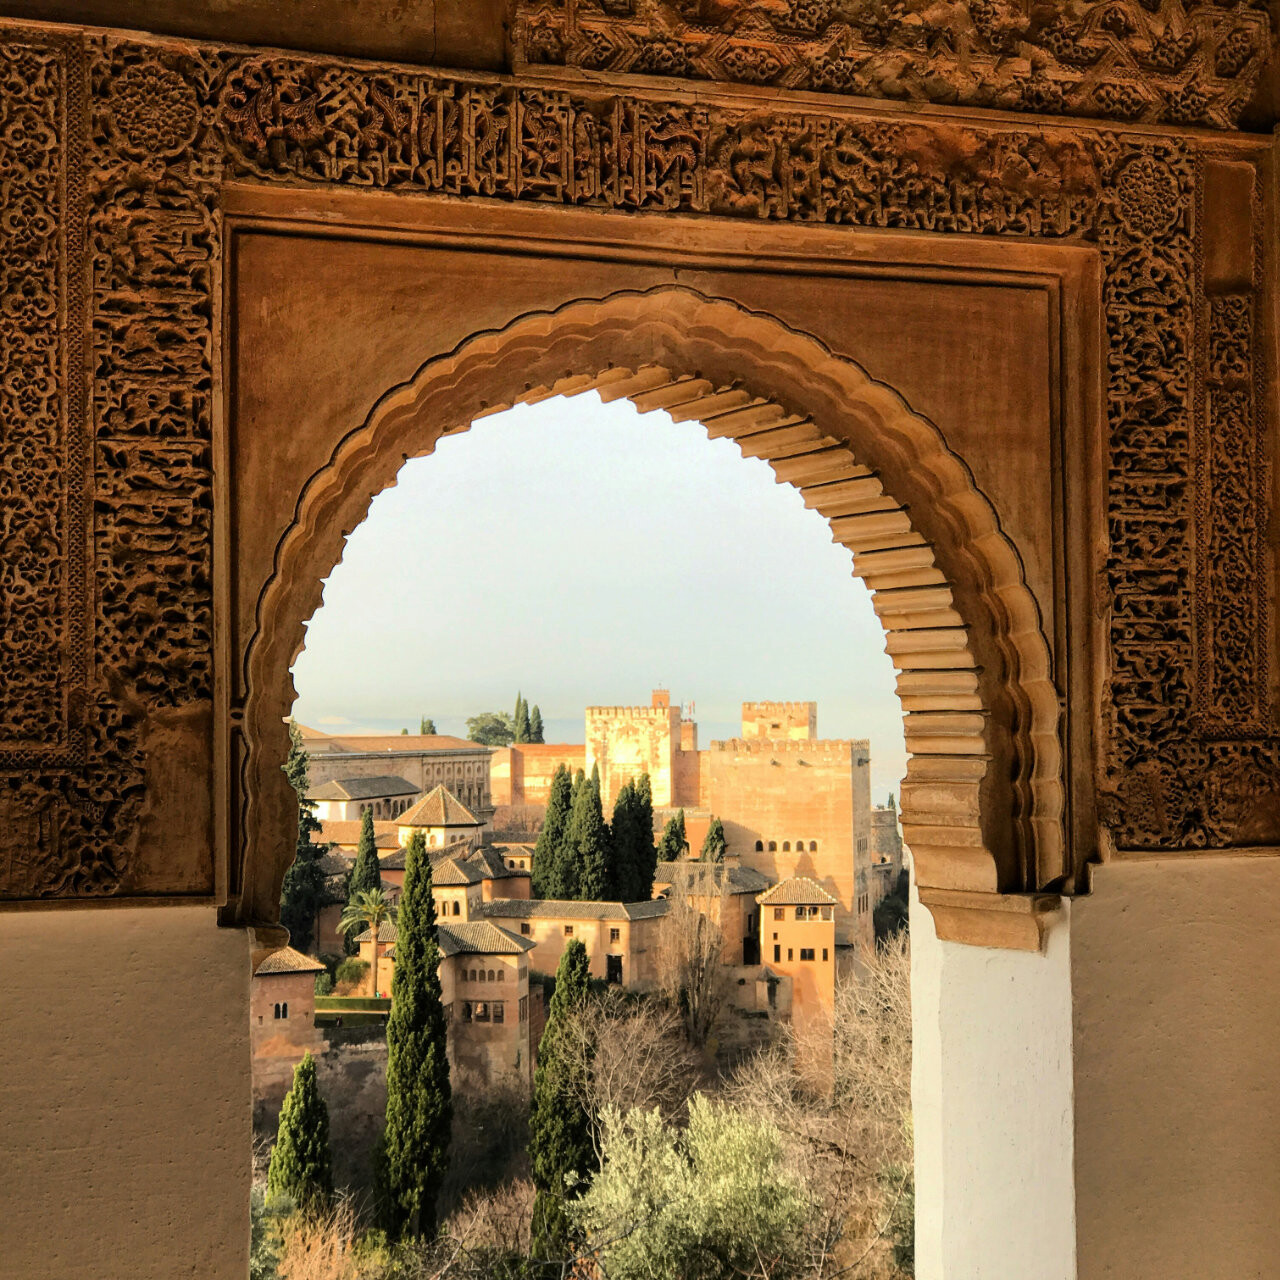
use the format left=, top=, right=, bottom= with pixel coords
left=311, top=820, right=399, bottom=850
left=354, top=919, right=399, bottom=944
left=438, top=921, right=537, bottom=958
left=254, top=946, right=327, bottom=976
left=469, top=845, right=528, bottom=880
left=483, top=897, right=670, bottom=922
left=396, top=785, right=482, bottom=829
left=432, top=856, right=486, bottom=887
left=306, top=774, right=419, bottom=801
left=655, top=861, right=773, bottom=895
left=308, top=732, right=486, bottom=755
left=756, top=877, right=839, bottom=906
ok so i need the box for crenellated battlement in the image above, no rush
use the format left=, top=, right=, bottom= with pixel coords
left=587, top=705, right=679, bottom=719
left=710, top=737, right=869, bottom=758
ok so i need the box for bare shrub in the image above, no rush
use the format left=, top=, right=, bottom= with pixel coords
left=559, top=989, right=702, bottom=1155
left=656, top=880, right=732, bottom=1048
left=727, top=933, right=913, bottom=1278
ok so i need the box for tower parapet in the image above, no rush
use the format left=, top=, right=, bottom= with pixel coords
left=741, top=701, right=817, bottom=740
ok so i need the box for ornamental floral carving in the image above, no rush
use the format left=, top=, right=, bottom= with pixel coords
left=512, top=0, right=1272, bottom=129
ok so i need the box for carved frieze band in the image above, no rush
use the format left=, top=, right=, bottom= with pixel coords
left=0, top=21, right=1275, bottom=902
left=511, top=0, right=1272, bottom=130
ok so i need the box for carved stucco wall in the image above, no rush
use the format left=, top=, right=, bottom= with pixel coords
left=0, top=19, right=1275, bottom=944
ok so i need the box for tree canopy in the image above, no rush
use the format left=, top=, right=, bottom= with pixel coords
left=466, top=710, right=515, bottom=746
left=420, top=716, right=437, bottom=735
left=532, top=763, right=572, bottom=899
left=529, top=704, right=544, bottom=743
left=657, top=809, right=689, bottom=862
left=566, top=766, right=612, bottom=901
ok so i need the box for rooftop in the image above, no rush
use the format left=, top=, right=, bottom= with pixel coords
left=254, top=946, right=327, bottom=976
left=655, top=860, right=773, bottom=895
left=354, top=919, right=399, bottom=944
left=432, top=856, right=486, bottom=887
left=483, top=897, right=670, bottom=922
left=397, top=785, right=482, bottom=829
left=311, top=819, right=400, bottom=849
left=305, top=774, right=419, bottom=801
left=757, top=876, right=840, bottom=906
left=438, top=921, right=537, bottom=958
left=300, top=727, right=486, bottom=755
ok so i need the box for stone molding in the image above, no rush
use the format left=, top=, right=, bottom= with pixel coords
left=241, top=287, right=1061, bottom=939
left=0, top=19, right=1274, bottom=949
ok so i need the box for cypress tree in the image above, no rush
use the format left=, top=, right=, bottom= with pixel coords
left=529, top=940, right=594, bottom=1258
left=533, top=764, right=572, bottom=899
left=267, top=1051, right=333, bottom=1210
left=700, top=816, right=728, bottom=863
left=610, top=781, right=637, bottom=901
left=589, top=761, right=602, bottom=802
left=529, top=705, right=544, bottom=743
left=280, top=722, right=329, bottom=953
left=382, top=830, right=452, bottom=1240
left=558, top=771, right=587, bottom=900
left=633, top=773, right=657, bottom=901
left=420, top=716, right=437, bottom=735
left=345, top=806, right=382, bottom=955
left=566, top=765, right=611, bottom=901
left=514, top=693, right=532, bottom=744
left=657, top=808, right=689, bottom=863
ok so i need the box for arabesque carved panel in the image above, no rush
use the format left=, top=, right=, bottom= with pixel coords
left=512, top=0, right=1272, bottom=129
left=0, top=19, right=1275, bottom=905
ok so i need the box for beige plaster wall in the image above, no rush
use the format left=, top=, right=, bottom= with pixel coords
left=1072, top=857, right=1280, bottom=1279
left=0, top=907, right=250, bottom=1279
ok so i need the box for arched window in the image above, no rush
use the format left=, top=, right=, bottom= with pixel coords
left=794, top=838, right=803, bottom=850
left=809, top=841, right=817, bottom=852
left=497, top=970, right=505, bottom=982
left=488, top=970, right=495, bottom=982
left=782, top=841, right=791, bottom=852
left=281, top=1002, right=288, bottom=1019
left=768, top=841, right=777, bottom=852
left=273, top=1003, right=281, bottom=1019
left=754, top=840, right=764, bottom=851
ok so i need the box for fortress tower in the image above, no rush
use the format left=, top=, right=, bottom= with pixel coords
left=585, top=689, right=700, bottom=811
left=741, top=701, right=817, bottom=740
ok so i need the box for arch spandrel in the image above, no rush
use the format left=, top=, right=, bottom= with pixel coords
left=239, top=287, right=1064, bottom=950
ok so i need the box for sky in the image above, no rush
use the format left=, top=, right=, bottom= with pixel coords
left=290, top=393, right=906, bottom=802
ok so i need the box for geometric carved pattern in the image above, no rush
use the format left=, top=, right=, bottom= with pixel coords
left=512, top=0, right=1272, bottom=130
left=0, top=17, right=1276, bottom=905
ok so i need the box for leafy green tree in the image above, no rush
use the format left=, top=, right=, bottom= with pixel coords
left=699, top=816, right=727, bottom=863
left=466, top=711, right=515, bottom=746
left=267, top=1052, right=333, bottom=1211
left=529, top=705, right=544, bottom=743
left=532, top=763, right=572, bottom=899
left=657, top=809, right=688, bottom=862
left=570, top=1096, right=812, bottom=1280
left=565, top=765, right=612, bottom=901
left=530, top=940, right=594, bottom=1258
left=340, top=887, right=393, bottom=996
left=633, top=773, right=657, bottom=900
left=557, top=770, right=587, bottom=900
left=280, top=721, right=329, bottom=952
left=382, top=830, right=452, bottom=1239
left=420, top=716, right=437, bottom=735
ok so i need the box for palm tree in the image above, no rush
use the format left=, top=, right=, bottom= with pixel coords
left=340, top=888, right=393, bottom=997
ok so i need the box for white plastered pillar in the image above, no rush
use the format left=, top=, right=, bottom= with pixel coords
left=912, top=888, right=1077, bottom=1280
